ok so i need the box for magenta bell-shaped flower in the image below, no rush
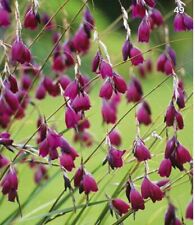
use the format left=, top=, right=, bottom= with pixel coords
left=158, top=158, right=172, bottom=177
left=71, top=93, right=91, bottom=112
left=11, top=40, right=31, bottom=64
left=107, top=147, right=125, bottom=169
left=185, top=199, right=193, bottom=220
left=108, top=130, right=121, bottom=147
left=174, top=13, right=193, bottom=32
left=150, top=9, right=163, bottom=27
left=58, top=75, right=71, bottom=91
left=130, top=47, right=144, bottom=65
left=129, top=187, right=145, bottom=210
left=34, top=165, right=48, bottom=184
left=0, top=8, right=10, bottom=27
left=4, top=88, right=20, bottom=112
left=112, top=198, right=129, bottom=216
left=164, top=136, right=177, bottom=159
left=0, top=132, right=13, bottom=146
left=1, top=168, right=18, bottom=202
left=59, top=153, right=75, bottom=172
left=64, top=80, right=79, bottom=100
left=65, top=107, right=79, bottom=129
left=113, top=73, right=127, bottom=94
left=145, top=0, right=156, bottom=8
left=0, top=154, right=9, bottom=168
left=136, top=101, right=152, bottom=125
left=122, top=39, right=132, bottom=61
left=35, top=82, right=46, bottom=100
left=92, top=51, right=101, bottom=73
left=134, top=139, right=151, bottom=162
left=101, top=101, right=117, bottom=124
left=81, top=173, right=98, bottom=195
left=164, top=102, right=176, bottom=127
left=126, top=77, right=143, bottom=103
left=131, top=3, right=145, bottom=18
left=52, top=55, right=66, bottom=72
left=141, top=176, right=164, bottom=202
left=138, top=17, right=151, bottom=43
left=99, top=60, right=113, bottom=79
left=24, top=9, right=40, bottom=30
left=176, top=143, right=192, bottom=165
left=164, top=203, right=176, bottom=225
left=99, top=79, right=113, bottom=100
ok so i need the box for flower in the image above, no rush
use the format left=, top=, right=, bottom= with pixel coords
left=101, top=101, right=117, bottom=124
left=99, top=80, right=113, bottom=100
left=129, top=187, right=145, bottom=210
left=59, top=153, right=75, bottom=172
left=24, top=9, right=40, bottom=30
left=122, top=39, right=132, bottom=61
left=0, top=154, right=9, bottom=168
left=130, top=47, right=144, bottom=65
left=136, top=101, right=152, bottom=125
left=112, top=198, right=129, bottom=215
left=99, top=60, right=113, bottom=79
left=108, top=130, right=121, bottom=147
left=141, top=177, right=164, bottom=202
left=134, top=139, right=151, bottom=162
left=65, top=107, right=79, bottom=129
left=113, top=74, right=127, bottom=94
left=174, top=13, right=193, bottom=32
left=138, top=17, right=151, bottom=43
left=81, top=174, right=98, bottom=194
left=107, top=147, right=125, bottom=169
left=126, top=77, right=143, bottom=103
left=158, top=158, right=172, bottom=177
left=92, top=51, right=101, bottom=72
left=0, top=8, right=10, bottom=27
left=185, top=199, right=193, bottom=220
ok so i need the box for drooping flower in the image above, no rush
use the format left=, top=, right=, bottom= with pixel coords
left=24, top=9, right=40, bottom=30
left=185, top=199, right=193, bottom=220
left=0, top=8, right=10, bottom=27
left=138, top=17, right=151, bottom=43
left=108, top=130, right=121, bottom=147
left=122, top=39, right=132, bottom=61
left=59, top=153, right=75, bottom=172
left=0, top=154, right=9, bottom=168
left=126, top=77, right=143, bottom=103
left=92, top=51, right=101, bottom=73
left=99, top=79, right=113, bottom=100
left=130, top=47, right=144, bottom=65
left=133, top=138, right=151, bottom=162
left=81, top=173, right=98, bottom=195
left=113, top=73, right=127, bottom=94
left=174, top=13, right=193, bottom=32
left=101, top=101, right=117, bottom=124
left=112, top=198, right=129, bottom=216
left=136, top=101, right=152, bottom=125
left=65, top=107, right=79, bottom=129
left=158, top=158, right=172, bottom=177
left=99, top=60, right=113, bottom=79
left=141, top=177, right=164, bottom=202
left=106, top=147, right=125, bottom=169
left=129, top=187, right=145, bottom=210
left=34, top=165, right=48, bottom=184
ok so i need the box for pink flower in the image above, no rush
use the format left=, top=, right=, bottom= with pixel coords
left=65, top=107, right=79, bottom=129
left=113, top=74, right=127, bottom=94
left=11, top=40, right=31, bottom=64
left=126, top=77, right=143, bottom=103
left=150, top=9, right=163, bottom=27
left=138, top=17, right=151, bottom=43
left=101, top=101, right=117, bottom=124
left=82, top=174, right=98, bottom=194
left=0, top=154, right=9, bottom=168
left=141, top=177, right=164, bottom=202
left=58, top=75, right=71, bottom=91
left=71, top=93, right=91, bottom=112
left=131, top=3, right=145, bottom=18
left=1, top=169, right=18, bottom=202
left=99, top=80, right=113, bottom=100
left=130, top=187, right=145, bottom=210
left=92, top=51, right=101, bottom=72
left=176, top=143, right=191, bottom=165
left=74, top=167, right=85, bottom=187
left=36, top=82, right=46, bottom=100
left=59, top=153, right=75, bottom=171
left=185, top=199, right=193, bottom=220
left=64, top=80, right=79, bottom=100
left=164, top=203, right=176, bottom=225
left=122, top=39, right=132, bottom=61
left=136, top=101, right=152, bottom=125
left=52, top=55, right=66, bottom=72
left=34, top=165, right=48, bottom=184
left=4, top=89, right=19, bottom=112
left=158, top=158, right=172, bottom=177
left=107, top=147, right=125, bottom=169
left=130, top=47, right=144, bottom=65
left=0, top=8, right=10, bottom=27
left=134, top=139, right=151, bottom=162
left=164, top=102, right=176, bottom=127
left=24, top=9, right=40, bottom=30
left=174, top=13, right=193, bottom=32
left=112, top=198, right=129, bottom=215
left=99, top=60, right=113, bottom=79
left=108, top=130, right=121, bottom=147
left=0, top=132, right=13, bottom=146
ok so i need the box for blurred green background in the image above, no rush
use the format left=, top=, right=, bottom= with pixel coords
left=0, top=0, right=193, bottom=224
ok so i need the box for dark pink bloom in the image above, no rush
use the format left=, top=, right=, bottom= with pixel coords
left=52, top=55, right=66, bottom=72
left=82, top=174, right=98, bottom=194
left=65, top=107, right=79, bottom=129
left=174, top=13, right=193, bottom=32
left=41, top=13, right=55, bottom=30
left=99, top=60, right=113, bottom=78
left=11, top=40, right=31, bottom=64
left=164, top=102, right=176, bottom=127
left=136, top=101, right=152, bottom=125
left=185, top=200, right=193, bottom=220
left=141, top=177, right=164, bottom=202
left=99, top=80, right=113, bottom=100
left=92, top=51, right=101, bottom=72
left=74, top=167, right=85, bottom=187
left=165, top=136, right=177, bottom=159
left=0, top=132, right=13, bottom=146
left=131, top=3, right=145, bottom=18
left=122, top=39, right=132, bottom=61
left=72, top=26, right=90, bottom=53
left=35, top=82, right=46, bottom=100
left=134, top=139, right=151, bottom=161
left=4, top=89, right=19, bottom=112
left=176, top=143, right=191, bottom=165
left=167, top=46, right=176, bottom=66
left=59, top=153, right=75, bottom=171
left=107, top=147, right=125, bottom=169
left=165, top=203, right=176, bottom=225
left=138, top=17, right=151, bottom=43
left=108, top=130, right=121, bottom=147
left=150, top=9, right=163, bottom=27
left=145, top=0, right=155, bottom=7
left=174, top=218, right=182, bottom=225
left=21, top=74, right=32, bottom=90
left=24, top=9, right=40, bottom=30
left=175, top=111, right=184, bottom=130
left=126, top=77, right=143, bottom=103
left=101, top=101, right=117, bottom=124
left=130, top=187, right=145, bottom=210
left=113, top=74, right=127, bottom=94
left=157, top=53, right=166, bottom=72
left=83, top=8, right=94, bottom=33
left=7, top=75, right=18, bottom=93
left=47, top=129, right=61, bottom=149
left=0, top=8, right=10, bottom=27
left=71, top=93, right=91, bottom=112
left=0, top=154, right=9, bottom=168
left=60, top=138, right=79, bottom=160
left=58, top=75, right=71, bottom=91
left=1, top=168, right=18, bottom=202
left=64, top=80, right=79, bottom=100
left=112, top=198, right=129, bottom=215
left=158, top=158, right=172, bottom=177
left=176, top=87, right=185, bottom=109
left=130, top=47, right=144, bottom=65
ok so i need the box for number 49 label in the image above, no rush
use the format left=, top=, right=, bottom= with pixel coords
left=174, top=6, right=185, bottom=14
